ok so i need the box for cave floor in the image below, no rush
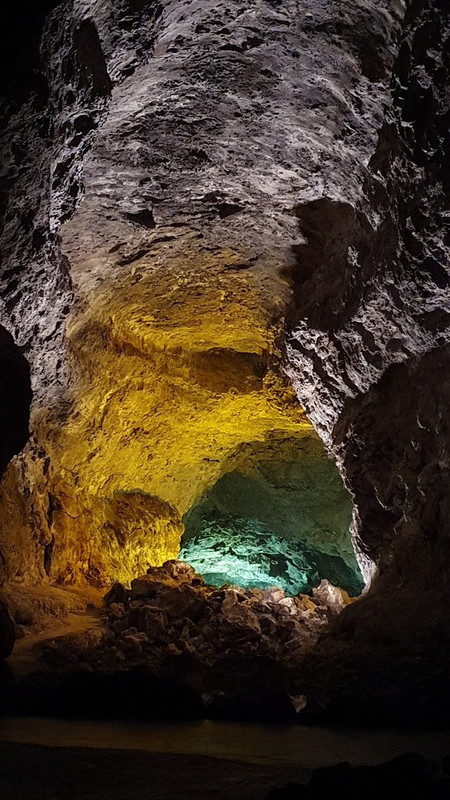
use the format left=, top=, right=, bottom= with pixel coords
left=4, top=570, right=450, bottom=729
left=0, top=742, right=307, bottom=800
left=7, top=609, right=101, bottom=677
left=0, top=718, right=449, bottom=800
left=9, top=605, right=101, bottom=677
left=3, top=566, right=344, bottom=722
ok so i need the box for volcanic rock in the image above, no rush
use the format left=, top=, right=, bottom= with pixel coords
left=0, top=0, right=449, bottom=720
left=25, top=560, right=351, bottom=718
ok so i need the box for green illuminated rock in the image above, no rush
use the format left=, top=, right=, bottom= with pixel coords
left=183, top=436, right=358, bottom=570
left=179, top=514, right=364, bottom=596
left=182, top=437, right=363, bottom=595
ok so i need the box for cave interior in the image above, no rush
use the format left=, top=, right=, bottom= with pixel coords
left=0, top=0, right=449, bottom=795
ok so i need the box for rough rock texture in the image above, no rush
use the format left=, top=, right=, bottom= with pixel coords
left=285, top=1, right=450, bottom=720
left=286, top=0, right=450, bottom=581
left=179, top=516, right=362, bottom=596
left=22, top=560, right=350, bottom=719
left=182, top=434, right=356, bottom=571
left=0, top=0, right=377, bottom=586
left=0, top=0, right=449, bottom=718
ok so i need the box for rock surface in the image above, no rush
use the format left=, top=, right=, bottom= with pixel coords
left=179, top=515, right=362, bottom=596
left=182, top=433, right=358, bottom=578
left=267, top=753, right=450, bottom=800
left=0, top=325, right=31, bottom=479
left=25, top=560, right=350, bottom=719
left=0, top=0, right=449, bottom=718
left=0, top=0, right=377, bottom=585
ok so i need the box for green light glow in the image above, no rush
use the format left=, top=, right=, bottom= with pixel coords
left=179, top=514, right=364, bottom=596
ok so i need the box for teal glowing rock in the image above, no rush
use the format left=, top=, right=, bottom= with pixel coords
left=179, top=514, right=364, bottom=596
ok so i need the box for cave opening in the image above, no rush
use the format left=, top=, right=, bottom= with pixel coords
left=179, top=434, right=364, bottom=598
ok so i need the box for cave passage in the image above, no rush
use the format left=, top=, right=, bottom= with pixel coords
left=179, top=436, right=364, bottom=597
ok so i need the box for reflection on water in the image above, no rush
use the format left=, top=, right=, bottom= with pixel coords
left=0, top=717, right=448, bottom=767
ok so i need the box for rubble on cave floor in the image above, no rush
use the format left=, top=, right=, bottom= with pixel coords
left=107, top=560, right=351, bottom=661
left=24, top=560, right=354, bottom=720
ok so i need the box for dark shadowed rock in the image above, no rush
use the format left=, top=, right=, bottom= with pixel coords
left=0, top=600, right=15, bottom=660
left=5, top=562, right=350, bottom=719
left=103, top=582, right=129, bottom=606
left=267, top=753, right=447, bottom=800
left=0, top=326, right=31, bottom=478
left=0, top=325, right=31, bottom=658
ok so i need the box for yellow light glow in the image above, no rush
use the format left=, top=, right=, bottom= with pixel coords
left=37, top=250, right=319, bottom=585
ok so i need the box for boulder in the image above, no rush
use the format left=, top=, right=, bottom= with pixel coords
left=103, top=582, right=129, bottom=606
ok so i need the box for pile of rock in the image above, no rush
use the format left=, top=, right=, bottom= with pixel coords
left=36, top=561, right=353, bottom=719
left=100, top=560, right=351, bottom=671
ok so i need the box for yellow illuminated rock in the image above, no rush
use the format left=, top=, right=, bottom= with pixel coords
left=34, top=249, right=320, bottom=586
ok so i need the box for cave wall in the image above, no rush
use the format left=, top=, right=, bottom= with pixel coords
left=183, top=434, right=356, bottom=567
left=0, top=0, right=447, bottom=641
left=1, top=0, right=396, bottom=586
left=286, top=1, right=450, bottom=588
